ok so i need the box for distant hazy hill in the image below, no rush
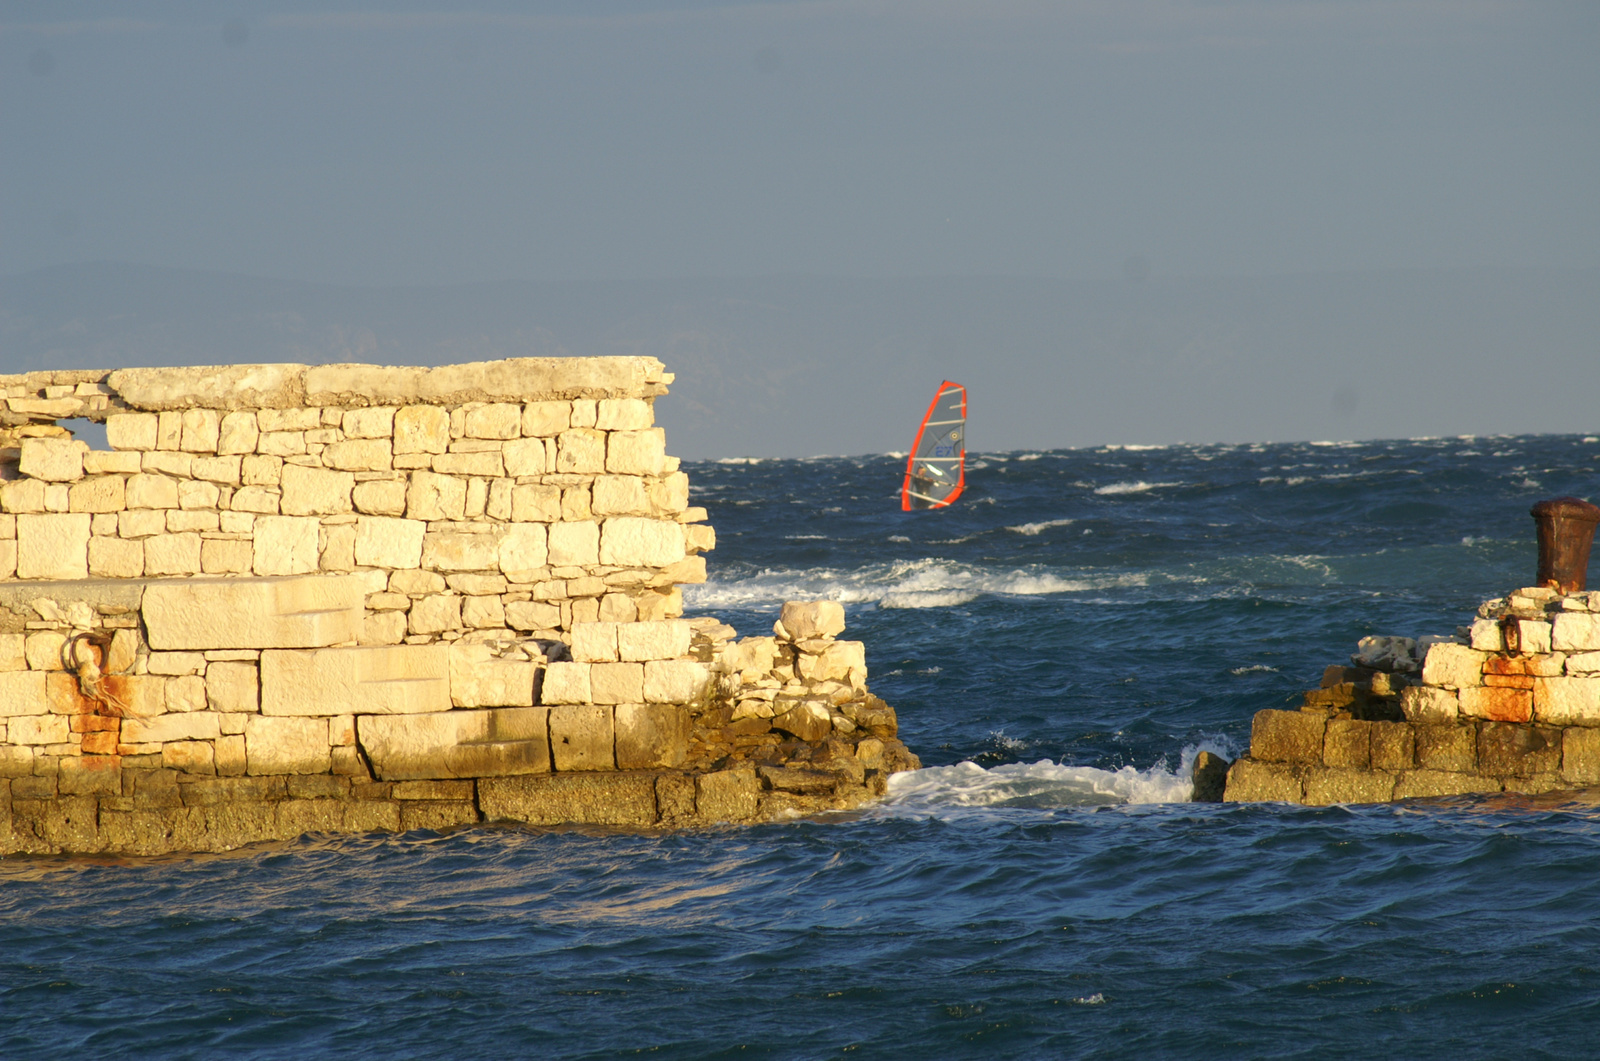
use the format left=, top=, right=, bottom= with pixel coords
left=3, top=263, right=1595, bottom=458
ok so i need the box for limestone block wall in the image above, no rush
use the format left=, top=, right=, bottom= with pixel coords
left=0, top=359, right=918, bottom=854
left=1222, top=586, right=1600, bottom=804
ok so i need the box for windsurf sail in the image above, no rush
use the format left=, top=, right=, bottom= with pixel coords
left=901, top=381, right=967, bottom=511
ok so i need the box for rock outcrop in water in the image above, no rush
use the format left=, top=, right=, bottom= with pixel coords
left=0, top=358, right=916, bottom=855
left=1225, top=586, right=1600, bottom=804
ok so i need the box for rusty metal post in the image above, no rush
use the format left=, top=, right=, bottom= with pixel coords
left=1530, top=496, right=1600, bottom=594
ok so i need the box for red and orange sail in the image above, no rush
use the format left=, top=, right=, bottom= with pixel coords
left=900, top=381, right=967, bottom=511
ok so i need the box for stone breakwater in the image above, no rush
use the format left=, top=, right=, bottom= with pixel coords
left=1222, top=586, right=1600, bottom=804
left=0, top=358, right=916, bottom=855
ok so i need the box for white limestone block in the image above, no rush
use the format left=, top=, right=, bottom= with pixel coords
left=598, top=517, right=686, bottom=567
left=106, top=412, right=158, bottom=451
left=522, top=401, right=570, bottom=436
left=406, top=470, right=467, bottom=521
left=88, top=536, right=144, bottom=579
left=605, top=429, right=666, bottom=475
left=394, top=405, right=451, bottom=454
left=342, top=407, right=396, bottom=438
left=353, top=479, right=408, bottom=516
left=589, top=662, right=644, bottom=704
left=323, top=438, right=392, bottom=472
left=449, top=643, right=537, bottom=707
left=505, top=600, right=561, bottom=631
left=280, top=464, right=354, bottom=516
left=617, top=620, right=691, bottom=662
left=0, top=672, right=47, bottom=716
left=180, top=409, right=221, bottom=452
left=191, top=455, right=243, bottom=484
left=355, top=516, right=426, bottom=569
left=422, top=530, right=501, bottom=572
left=643, top=659, right=709, bottom=703
left=144, top=533, right=203, bottom=576
left=555, top=429, right=606, bottom=474
left=82, top=451, right=141, bottom=475
left=595, top=398, right=653, bottom=431
left=261, top=644, right=451, bottom=715
left=1468, top=619, right=1504, bottom=652
left=512, top=484, right=561, bottom=523
left=245, top=715, right=331, bottom=774
left=465, top=403, right=522, bottom=439
left=548, top=520, right=600, bottom=566
left=125, top=473, right=179, bottom=510
left=206, top=661, right=259, bottom=713
left=571, top=622, right=620, bottom=662
left=1567, top=651, right=1600, bottom=674
left=407, top=594, right=462, bottom=634
left=218, top=411, right=260, bottom=455
left=10, top=714, right=70, bottom=744
left=591, top=475, right=651, bottom=516
left=1533, top=676, right=1600, bottom=725
left=541, top=661, right=592, bottom=705
left=142, top=573, right=366, bottom=650
left=498, top=524, right=547, bottom=581
left=1418, top=642, right=1487, bottom=690
left=253, top=515, right=320, bottom=576
left=19, top=437, right=87, bottom=482
left=15, top=513, right=90, bottom=579
left=1553, top=612, right=1600, bottom=652
left=501, top=438, right=547, bottom=477
left=123, top=712, right=222, bottom=744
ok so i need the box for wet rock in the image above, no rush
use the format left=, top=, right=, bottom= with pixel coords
left=1190, top=751, right=1229, bottom=802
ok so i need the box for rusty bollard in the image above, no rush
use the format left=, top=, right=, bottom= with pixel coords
left=1531, top=496, right=1600, bottom=594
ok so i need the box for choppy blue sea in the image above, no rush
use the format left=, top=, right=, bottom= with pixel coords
left=6, top=434, right=1600, bottom=1058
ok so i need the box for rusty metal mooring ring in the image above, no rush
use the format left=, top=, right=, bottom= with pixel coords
left=1531, top=496, right=1600, bottom=595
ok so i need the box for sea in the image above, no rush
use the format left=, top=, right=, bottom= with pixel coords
left=5, top=434, right=1600, bottom=1058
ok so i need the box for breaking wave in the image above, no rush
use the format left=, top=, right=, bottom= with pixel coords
left=1006, top=518, right=1074, bottom=535
left=683, top=558, right=1151, bottom=610
left=879, top=741, right=1236, bottom=813
left=1094, top=480, right=1184, bottom=495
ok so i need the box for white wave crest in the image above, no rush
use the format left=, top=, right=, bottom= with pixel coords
left=1094, top=480, right=1183, bottom=495
left=714, top=457, right=766, bottom=464
left=1006, top=518, right=1074, bottom=536
left=881, top=742, right=1239, bottom=814
left=683, top=557, right=1146, bottom=610
left=1229, top=664, right=1279, bottom=675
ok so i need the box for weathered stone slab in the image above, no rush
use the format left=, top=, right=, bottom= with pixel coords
left=695, top=766, right=759, bottom=821
left=108, top=363, right=306, bottom=411
left=143, top=574, right=365, bottom=650
left=1414, top=724, right=1477, bottom=773
left=1369, top=722, right=1415, bottom=771
left=616, top=620, right=691, bottom=662
left=1222, top=759, right=1304, bottom=802
left=1323, top=719, right=1372, bottom=769
left=615, top=704, right=690, bottom=769
left=358, top=707, right=550, bottom=780
left=261, top=644, right=450, bottom=715
left=1249, top=709, right=1325, bottom=764
left=1393, top=770, right=1502, bottom=800
left=16, top=513, right=91, bottom=580
left=1477, top=722, right=1561, bottom=778
left=1562, top=727, right=1600, bottom=785
left=477, top=771, right=659, bottom=826
left=1303, top=766, right=1395, bottom=805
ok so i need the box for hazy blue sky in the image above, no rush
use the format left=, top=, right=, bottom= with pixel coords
left=5, top=1, right=1597, bottom=286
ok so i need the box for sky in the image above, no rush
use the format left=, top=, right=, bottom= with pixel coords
left=1, top=2, right=1598, bottom=457
left=4, top=0, right=1597, bottom=286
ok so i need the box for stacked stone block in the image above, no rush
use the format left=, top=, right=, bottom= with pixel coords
left=0, top=359, right=917, bottom=854
left=1223, top=586, right=1600, bottom=804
